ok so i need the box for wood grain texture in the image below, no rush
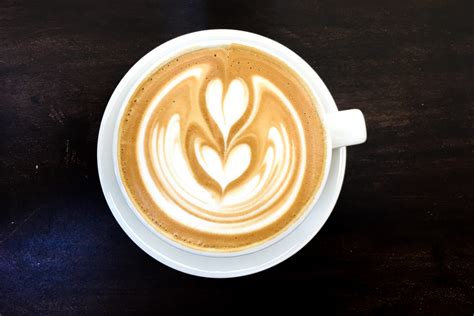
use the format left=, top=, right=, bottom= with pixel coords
left=1, top=0, right=472, bottom=314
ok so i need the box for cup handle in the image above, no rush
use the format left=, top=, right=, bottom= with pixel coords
left=327, top=109, right=367, bottom=148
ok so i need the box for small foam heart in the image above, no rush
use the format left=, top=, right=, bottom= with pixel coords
left=198, top=143, right=251, bottom=189
left=205, top=78, right=248, bottom=143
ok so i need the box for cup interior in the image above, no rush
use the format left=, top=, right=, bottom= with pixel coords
left=112, top=29, right=334, bottom=257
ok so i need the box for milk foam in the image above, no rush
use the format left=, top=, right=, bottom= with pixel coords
left=118, top=45, right=326, bottom=251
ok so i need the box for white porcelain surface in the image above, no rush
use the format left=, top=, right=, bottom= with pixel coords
left=328, top=109, right=367, bottom=148
left=97, top=30, right=347, bottom=278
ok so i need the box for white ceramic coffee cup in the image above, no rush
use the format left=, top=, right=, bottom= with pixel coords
left=99, top=29, right=366, bottom=276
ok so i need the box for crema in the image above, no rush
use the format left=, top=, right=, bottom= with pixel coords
left=118, top=44, right=326, bottom=252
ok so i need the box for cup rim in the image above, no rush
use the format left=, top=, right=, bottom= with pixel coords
left=111, top=29, right=333, bottom=257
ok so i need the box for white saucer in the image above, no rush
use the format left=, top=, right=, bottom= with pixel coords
left=97, top=31, right=346, bottom=278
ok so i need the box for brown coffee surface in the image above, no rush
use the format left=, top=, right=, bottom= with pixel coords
left=118, top=44, right=326, bottom=252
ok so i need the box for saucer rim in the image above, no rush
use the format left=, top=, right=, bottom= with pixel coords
left=97, top=30, right=346, bottom=278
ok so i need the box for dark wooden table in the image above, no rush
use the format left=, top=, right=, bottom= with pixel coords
left=1, top=0, right=472, bottom=314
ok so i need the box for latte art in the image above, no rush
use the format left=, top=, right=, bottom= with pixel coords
left=118, top=45, right=326, bottom=251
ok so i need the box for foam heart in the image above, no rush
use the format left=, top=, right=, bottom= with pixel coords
left=197, top=143, right=251, bottom=189
left=205, top=78, right=248, bottom=143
